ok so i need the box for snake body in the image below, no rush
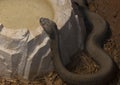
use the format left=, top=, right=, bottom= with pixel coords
left=39, top=1, right=117, bottom=85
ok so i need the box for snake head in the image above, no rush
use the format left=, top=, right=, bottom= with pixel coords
left=40, top=18, right=58, bottom=39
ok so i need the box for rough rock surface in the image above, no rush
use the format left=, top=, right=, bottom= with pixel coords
left=0, top=0, right=86, bottom=80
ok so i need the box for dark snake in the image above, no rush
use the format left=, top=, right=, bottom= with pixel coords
left=39, top=1, right=117, bottom=85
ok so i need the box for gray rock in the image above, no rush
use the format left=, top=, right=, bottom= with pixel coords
left=0, top=0, right=86, bottom=80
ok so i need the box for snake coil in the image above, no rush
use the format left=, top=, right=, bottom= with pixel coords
left=40, top=1, right=117, bottom=85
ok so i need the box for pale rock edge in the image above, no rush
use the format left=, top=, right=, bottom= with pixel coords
left=0, top=0, right=85, bottom=80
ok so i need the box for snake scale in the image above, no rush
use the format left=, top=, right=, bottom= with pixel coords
left=40, top=1, right=117, bottom=85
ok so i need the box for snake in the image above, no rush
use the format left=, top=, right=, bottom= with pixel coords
left=39, top=1, right=117, bottom=85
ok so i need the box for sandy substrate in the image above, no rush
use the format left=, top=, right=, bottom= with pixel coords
left=0, top=0, right=119, bottom=85
left=0, top=0, right=53, bottom=30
